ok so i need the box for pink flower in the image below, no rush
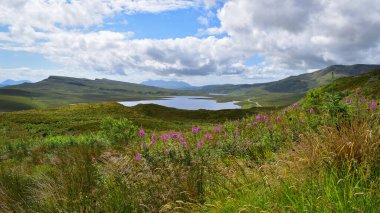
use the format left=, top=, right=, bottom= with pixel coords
left=161, top=134, right=169, bottom=141
left=135, top=152, right=142, bottom=161
left=276, top=116, right=281, bottom=122
left=255, top=115, right=262, bottom=121
left=192, top=127, right=201, bottom=134
left=252, top=122, right=258, bottom=126
left=205, top=133, right=213, bottom=140
left=139, top=128, right=145, bottom=137
left=179, top=136, right=187, bottom=147
left=309, top=108, right=315, bottom=113
left=246, top=123, right=252, bottom=126
left=345, top=98, right=352, bottom=103
left=151, top=134, right=156, bottom=144
left=234, top=129, right=240, bottom=137
left=370, top=101, right=377, bottom=109
left=292, top=103, right=298, bottom=109
left=214, top=125, right=222, bottom=133
left=300, top=119, right=305, bottom=123
left=197, top=140, right=203, bottom=149
left=169, top=132, right=178, bottom=138
left=141, top=142, right=146, bottom=149
left=263, top=114, right=268, bottom=121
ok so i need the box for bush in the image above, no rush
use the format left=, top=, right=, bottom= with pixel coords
left=100, top=117, right=138, bottom=144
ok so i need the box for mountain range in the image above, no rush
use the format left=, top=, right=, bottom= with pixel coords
left=141, top=80, right=195, bottom=90
left=0, top=79, right=31, bottom=87
left=0, top=64, right=379, bottom=111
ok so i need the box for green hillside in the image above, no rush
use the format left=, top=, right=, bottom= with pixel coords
left=0, top=102, right=276, bottom=140
left=206, top=64, right=380, bottom=107
left=0, top=64, right=378, bottom=112
left=0, top=70, right=378, bottom=212
left=320, top=68, right=380, bottom=98
left=0, top=76, right=199, bottom=112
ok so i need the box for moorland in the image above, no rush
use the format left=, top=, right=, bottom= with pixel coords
left=0, top=65, right=379, bottom=212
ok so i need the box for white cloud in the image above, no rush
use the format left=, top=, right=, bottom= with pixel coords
left=215, top=0, right=380, bottom=70
left=1, top=0, right=380, bottom=84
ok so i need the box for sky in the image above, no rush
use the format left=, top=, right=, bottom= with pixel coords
left=0, top=0, right=380, bottom=86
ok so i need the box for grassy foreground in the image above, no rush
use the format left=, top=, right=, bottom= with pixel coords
left=0, top=81, right=379, bottom=212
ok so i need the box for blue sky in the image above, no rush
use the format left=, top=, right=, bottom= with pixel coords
left=0, top=6, right=221, bottom=68
left=0, top=0, right=379, bottom=85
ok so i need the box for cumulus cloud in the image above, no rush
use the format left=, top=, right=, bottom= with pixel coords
left=1, top=0, right=380, bottom=84
left=215, top=0, right=380, bottom=70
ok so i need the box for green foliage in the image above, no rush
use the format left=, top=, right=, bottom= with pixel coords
left=100, top=117, right=138, bottom=144
left=0, top=71, right=379, bottom=212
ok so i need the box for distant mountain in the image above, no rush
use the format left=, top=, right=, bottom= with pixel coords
left=0, top=76, right=199, bottom=111
left=141, top=80, right=195, bottom=90
left=0, top=79, right=31, bottom=87
left=200, top=64, right=380, bottom=94
left=198, top=64, right=380, bottom=106
left=0, top=64, right=379, bottom=111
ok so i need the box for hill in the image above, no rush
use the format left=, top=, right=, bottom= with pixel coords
left=0, top=64, right=378, bottom=112
left=204, top=64, right=380, bottom=107
left=0, top=76, right=198, bottom=112
left=0, top=69, right=378, bottom=212
left=320, top=67, right=380, bottom=98
left=141, top=80, right=195, bottom=90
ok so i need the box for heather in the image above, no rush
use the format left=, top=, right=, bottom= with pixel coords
left=0, top=88, right=379, bottom=212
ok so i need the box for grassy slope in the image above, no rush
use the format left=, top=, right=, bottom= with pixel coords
left=1, top=65, right=379, bottom=112
left=0, top=70, right=379, bottom=212
left=0, top=102, right=277, bottom=140
left=320, top=67, right=380, bottom=98
left=208, top=64, right=380, bottom=107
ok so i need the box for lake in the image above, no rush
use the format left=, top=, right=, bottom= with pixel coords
left=119, top=96, right=240, bottom=110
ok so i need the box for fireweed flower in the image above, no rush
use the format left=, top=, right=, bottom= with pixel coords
left=197, top=140, right=203, bottom=149
left=205, top=133, right=213, bottom=140
left=263, top=115, right=268, bottom=121
left=135, top=152, right=142, bottom=161
left=255, top=115, right=262, bottom=121
left=345, top=98, right=352, bottom=103
left=179, top=136, right=187, bottom=147
left=292, top=103, right=298, bottom=109
left=214, top=125, right=222, bottom=133
left=253, top=122, right=258, bottom=126
left=169, top=132, right=178, bottom=138
left=141, top=142, right=146, bottom=149
left=161, top=134, right=169, bottom=141
left=192, top=127, right=201, bottom=134
left=139, top=128, right=145, bottom=137
left=151, top=134, right=156, bottom=144
left=370, top=101, right=377, bottom=109
left=276, top=116, right=281, bottom=122
left=309, top=108, right=315, bottom=113
left=234, top=129, right=240, bottom=137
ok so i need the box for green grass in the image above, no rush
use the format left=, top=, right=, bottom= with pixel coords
left=0, top=70, right=379, bottom=212
left=0, top=102, right=276, bottom=140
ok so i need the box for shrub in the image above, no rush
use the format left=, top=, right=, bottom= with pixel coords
left=100, top=117, right=138, bottom=144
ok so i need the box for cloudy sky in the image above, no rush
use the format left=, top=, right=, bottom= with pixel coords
left=0, top=0, right=380, bottom=85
